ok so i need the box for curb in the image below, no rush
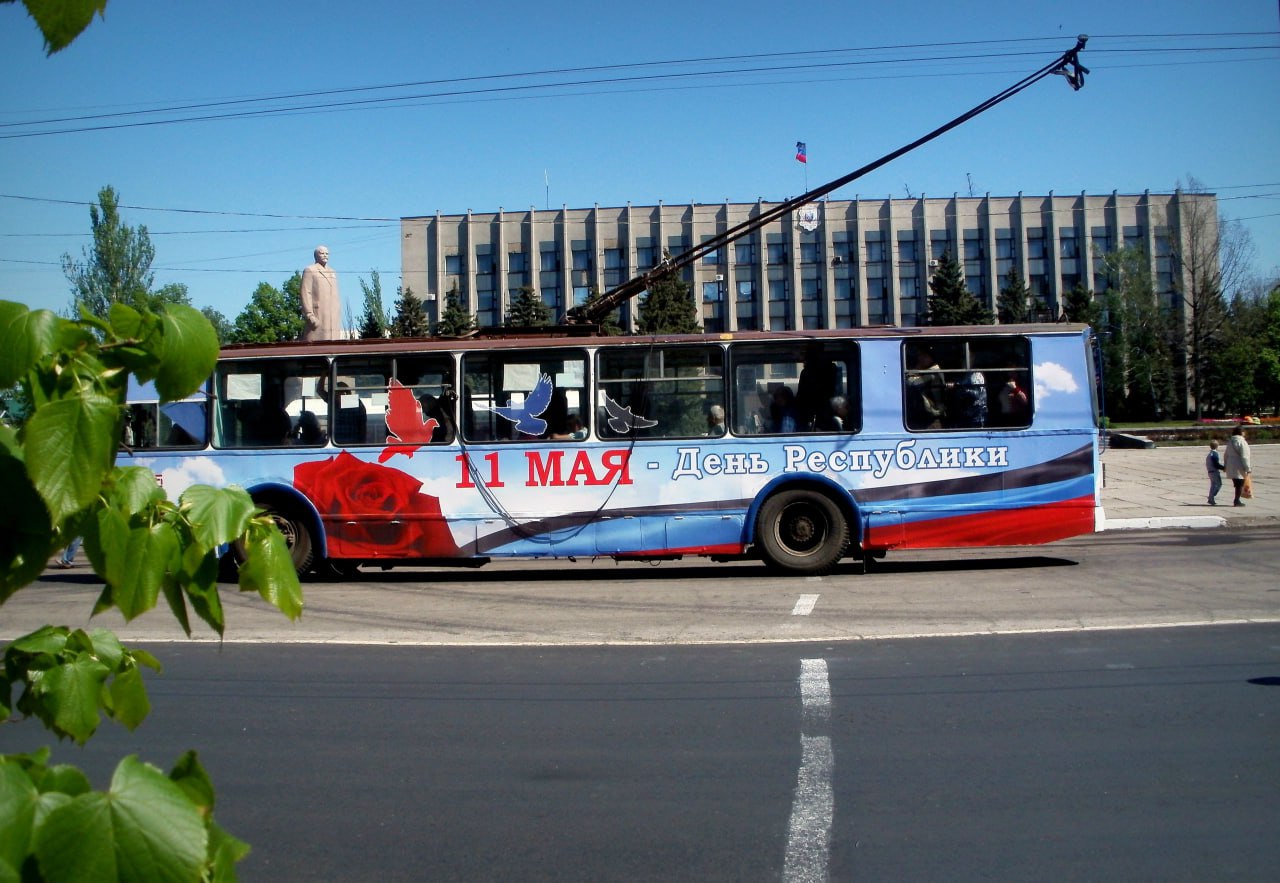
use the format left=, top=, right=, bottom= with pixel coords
left=1102, top=515, right=1226, bottom=531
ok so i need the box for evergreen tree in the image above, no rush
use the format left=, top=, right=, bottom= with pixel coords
left=357, top=270, right=389, bottom=339
left=506, top=285, right=551, bottom=327
left=390, top=286, right=430, bottom=337
left=582, top=286, right=624, bottom=335
left=433, top=283, right=477, bottom=337
left=925, top=251, right=992, bottom=325
left=637, top=274, right=700, bottom=334
left=1062, top=282, right=1100, bottom=326
left=61, top=185, right=156, bottom=318
left=996, top=266, right=1031, bottom=324
left=228, top=277, right=304, bottom=343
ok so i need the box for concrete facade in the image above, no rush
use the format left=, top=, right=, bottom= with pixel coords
left=400, top=191, right=1214, bottom=332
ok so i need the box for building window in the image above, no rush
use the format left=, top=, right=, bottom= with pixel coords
left=703, top=281, right=723, bottom=303
left=897, top=236, right=918, bottom=264
left=636, top=245, right=657, bottom=269
left=1059, top=227, right=1079, bottom=259
left=735, top=241, right=757, bottom=264
left=768, top=242, right=788, bottom=265
left=508, top=251, right=527, bottom=273
left=445, top=253, right=462, bottom=275
left=540, top=243, right=560, bottom=271
left=1026, top=228, right=1046, bottom=260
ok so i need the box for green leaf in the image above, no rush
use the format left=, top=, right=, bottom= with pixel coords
left=108, top=466, right=165, bottom=517
left=0, top=759, right=39, bottom=872
left=154, top=305, right=218, bottom=401
left=25, top=391, right=119, bottom=525
left=109, top=523, right=178, bottom=621
left=33, top=755, right=209, bottom=883
left=105, top=664, right=149, bottom=731
left=0, top=301, right=61, bottom=388
left=168, top=751, right=214, bottom=815
left=37, top=655, right=109, bottom=743
left=183, top=576, right=225, bottom=638
left=37, top=764, right=92, bottom=798
left=18, top=0, right=109, bottom=55
left=180, top=485, right=256, bottom=550
left=0, top=445, right=52, bottom=605
left=236, top=521, right=303, bottom=620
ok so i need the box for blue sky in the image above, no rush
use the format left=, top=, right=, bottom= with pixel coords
left=2, top=1, right=1277, bottom=323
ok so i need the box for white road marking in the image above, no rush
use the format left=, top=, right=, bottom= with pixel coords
left=784, top=658, right=834, bottom=883
left=792, top=594, right=820, bottom=616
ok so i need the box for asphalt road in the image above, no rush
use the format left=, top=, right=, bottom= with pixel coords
left=0, top=626, right=1276, bottom=882
left=3, top=529, right=1279, bottom=881
left=8, top=526, right=1280, bottom=644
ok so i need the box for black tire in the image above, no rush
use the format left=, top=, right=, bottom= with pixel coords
left=756, top=489, right=849, bottom=575
left=233, top=502, right=315, bottom=577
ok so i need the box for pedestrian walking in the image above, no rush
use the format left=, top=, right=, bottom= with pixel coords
left=1223, top=425, right=1252, bottom=507
left=1205, top=439, right=1225, bottom=505
left=56, top=536, right=82, bottom=568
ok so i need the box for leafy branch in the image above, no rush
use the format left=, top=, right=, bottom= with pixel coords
left=0, top=299, right=303, bottom=881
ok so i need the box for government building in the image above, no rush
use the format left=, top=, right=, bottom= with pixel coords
left=400, top=191, right=1213, bottom=332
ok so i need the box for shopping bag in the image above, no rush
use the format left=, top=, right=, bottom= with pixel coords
left=1242, top=474, right=1253, bottom=499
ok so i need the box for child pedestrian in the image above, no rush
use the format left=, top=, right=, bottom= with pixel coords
left=1205, top=439, right=1225, bottom=505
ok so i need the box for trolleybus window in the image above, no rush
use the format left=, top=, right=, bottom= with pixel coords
left=214, top=358, right=329, bottom=447
left=902, top=336, right=1031, bottom=431
left=730, top=340, right=860, bottom=434
left=462, top=349, right=589, bottom=442
left=330, top=354, right=455, bottom=446
left=597, top=344, right=725, bottom=439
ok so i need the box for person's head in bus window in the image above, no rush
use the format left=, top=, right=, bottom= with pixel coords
left=706, top=404, right=726, bottom=436
left=830, top=395, right=851, bottom=431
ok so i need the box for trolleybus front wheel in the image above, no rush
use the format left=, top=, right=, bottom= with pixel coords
left=232, top=502, right=315, bottom=577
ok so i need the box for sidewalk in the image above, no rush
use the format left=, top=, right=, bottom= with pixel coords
left=1100, top=442, right=1278, bottom=530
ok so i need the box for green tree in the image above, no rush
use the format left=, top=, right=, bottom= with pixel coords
left=582, top=287, right=623, bottom=335
left=390, top=286, right=430, bottom=337
left=0, top=299, right=301, bottom=881
left=506, top=285, right=551, bottom=328
left=201, top=306, right=233, bottom=344
left=637, top=274, right=700, bottom=334
left=433, top=283, right=476, bottom=337
left=61, top=186, right=157, bottom=319
left=1062, top=282, right=1101, bottom=326
left=357, top=270, right=389, bottom=339
left=1171, top=178, right=1255, bottom=419
left=996, top=266, right=1031, bottom=324
left=229, top=276, right=304, bottom=343
left=1097, top=247, right=1176, bottom=420
left=2, top=0, right=108, bottom=54
left=925, top=251, right=992, bottom=326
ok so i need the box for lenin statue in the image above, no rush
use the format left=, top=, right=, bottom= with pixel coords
left=300, top=245, right=341, bottom=340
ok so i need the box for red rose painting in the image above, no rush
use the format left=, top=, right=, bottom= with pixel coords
left=294, top=450, right=459, bottom=559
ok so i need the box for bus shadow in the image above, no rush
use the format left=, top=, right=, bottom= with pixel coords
left=340, top=553, right=1079, bottom=583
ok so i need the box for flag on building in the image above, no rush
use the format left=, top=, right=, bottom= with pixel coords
left=795, top=141, right=807, bottom=163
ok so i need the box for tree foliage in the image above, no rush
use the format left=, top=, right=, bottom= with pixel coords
left=357, top=271, right=389, bottom=339
left=60, top=186, right=157, bottom=320
left=1062, top=282, right=1100, bottom=326
left=0, top=299, right=302, bottom=880
left=581, top=287, right=623, bottom=336
left=996, top=266, right=1031, bottom=324
left=1096, top=247, right=1177, bottom=420
left=637, top=274, right=700, bottom=334
left=390, top=286, right=430, bottom=338
left=506, top=285, right=551, bottom=328
left=433, top=284, right=476, bottom=337
left=925, top=251, right=992, bottom=326
left=229, top=276, right=304, bottom=343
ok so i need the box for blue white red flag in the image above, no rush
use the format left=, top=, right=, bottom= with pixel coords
left=795, top=141, right=807, bottom=163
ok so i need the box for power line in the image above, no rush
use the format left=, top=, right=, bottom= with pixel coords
left=1, top=36, right=1274, bottom=139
